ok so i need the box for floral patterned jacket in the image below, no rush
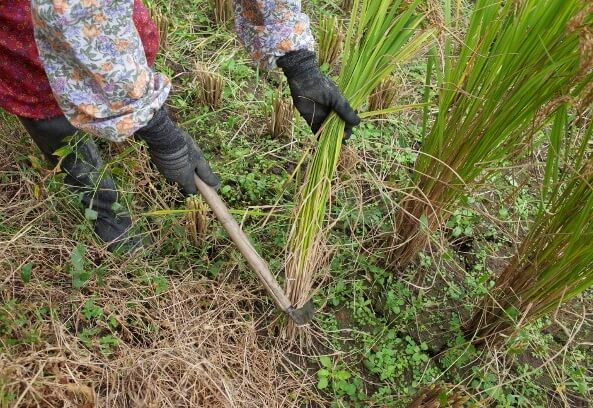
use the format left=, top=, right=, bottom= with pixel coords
left=31, top=0, right=315, bottom=141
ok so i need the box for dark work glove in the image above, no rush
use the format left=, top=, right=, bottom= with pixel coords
left=136, top=107, right=220, bottom=195
left=277, top=50, right=360, bottom=141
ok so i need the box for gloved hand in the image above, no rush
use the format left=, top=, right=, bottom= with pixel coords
left=277, top=50, right=360, bottom=141
left=136, top=107, right=220, bottom=195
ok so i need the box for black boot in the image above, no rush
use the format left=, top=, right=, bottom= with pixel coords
left=19, top=115, right=142, bottom=253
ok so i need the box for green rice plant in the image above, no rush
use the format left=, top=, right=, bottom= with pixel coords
left=389, top=0, right=593, bottom=268
left=284, top=0, right=433, bottom=336
left=317, top=15, right=344, bottom=68
left=464, top=111, right=593, bottom=345
left=464, top=106, right=593, bottom=345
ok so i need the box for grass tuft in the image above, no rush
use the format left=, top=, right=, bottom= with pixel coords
left=193, top=63, right=224, bottom=110
left=268, top=87, right=294, bottom=139
left=186, top=196, right=210, bottom=248
left=211, top=0, right=233, bottom=26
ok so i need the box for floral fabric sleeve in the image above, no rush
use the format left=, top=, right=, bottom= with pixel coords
left=234, top=0, right=315, bottom=70
left=30, top=0, right=170, bottom=142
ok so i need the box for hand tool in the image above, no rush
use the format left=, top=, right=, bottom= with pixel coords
left=194, top=174, right=314, bottom=325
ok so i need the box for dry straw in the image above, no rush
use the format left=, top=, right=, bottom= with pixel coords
left=284, top=0, right=433, bottom=338
left=0, top=118, right=319, bottom=407
left=0, top=280, right=318, bottom=407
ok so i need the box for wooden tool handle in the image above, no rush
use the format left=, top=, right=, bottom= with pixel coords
left=194, top=174, right=292, bottom=312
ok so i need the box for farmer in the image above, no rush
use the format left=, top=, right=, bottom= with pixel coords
left=0, top=0, right=360, bottom=252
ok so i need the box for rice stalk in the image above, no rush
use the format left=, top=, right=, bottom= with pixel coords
left=407, top=383, right=470, bottom=408
left=153, top=10, right=169, bottom=51
left=464, top=111, right=593, bottom=346
left=194, top=63, right=224, bottom=110
left=211, top=0, right=232, bottom=25
left=337, top=145, right=360, bottom=174
left=341, top=0, right=353, bottom=13
left=388, top=0, right=593, bottom=268
left=269, top=88, right=294, bottom=138
left=317, top=15, right=344, bottom=68
left=368, top=76, right=398, bottom=115
left=146, top=4, right=169, bottom=52
left=284, top=0, right=433, bottom=339
left=186, top=196, right=210, bottom=248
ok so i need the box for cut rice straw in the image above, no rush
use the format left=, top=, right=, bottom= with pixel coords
left=284, top=0, right=433, bottom=339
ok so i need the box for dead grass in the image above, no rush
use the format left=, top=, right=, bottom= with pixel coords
left=0, top=120, right=318, bottom=407
left=1, top=278, right=317, bottom=407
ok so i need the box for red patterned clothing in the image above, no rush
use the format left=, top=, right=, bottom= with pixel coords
left=1, top=0, right=314, bottom=141
left=233, top=0, right=314, bottom=69
left=0, top=0, right=159, bottom=121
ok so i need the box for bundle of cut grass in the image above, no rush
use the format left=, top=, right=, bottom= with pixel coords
left=317, top=15, right=344, bottom=68
left=186, top=196, right=210, bottom=248
left=465, top=112, right=593, bottom=346
left=284, top=0, right=432, bottom=336
left=269, top=88, right=294, bottom=138
left=194, top=63, right=224, bottom=109
left=388, top=0, right=593, bottom=268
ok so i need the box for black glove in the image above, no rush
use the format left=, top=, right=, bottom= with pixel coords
left=277, top=50, right=360, bottom=141
left=136, top=107, right=220, bottom=195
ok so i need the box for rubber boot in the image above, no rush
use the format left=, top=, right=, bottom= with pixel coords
left=19, top=115, right=142, bottom=253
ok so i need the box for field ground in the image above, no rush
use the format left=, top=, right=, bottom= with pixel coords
left=1, top=0, right=593, bottom=407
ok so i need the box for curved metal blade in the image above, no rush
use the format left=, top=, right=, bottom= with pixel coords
left=286, top=300, right=315, bottom=326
